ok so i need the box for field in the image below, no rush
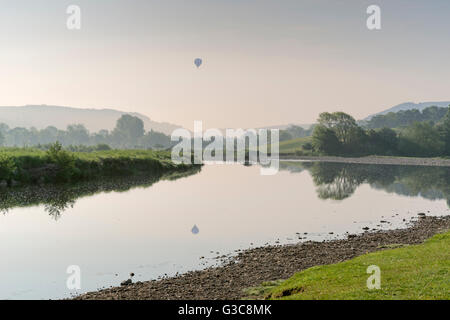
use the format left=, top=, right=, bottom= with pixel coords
left=278, top=136, right=313, bottom=154
left=257, top=136, right=314, bottom=155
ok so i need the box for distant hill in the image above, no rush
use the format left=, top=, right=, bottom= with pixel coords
left=365, top=101, right=450, bottom=120
left=0, top=105, right=181, bottom=135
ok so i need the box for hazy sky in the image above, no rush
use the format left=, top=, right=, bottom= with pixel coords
left=1, top=0, right=449, bottom=129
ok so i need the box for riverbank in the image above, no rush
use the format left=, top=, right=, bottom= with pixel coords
left=0, top=147, right=197, bottom=186
left=263, top=230, right=449, bottom=300
left=74, top=215, right=450, bottom=300
left=279, top=155, right=450, bottom=167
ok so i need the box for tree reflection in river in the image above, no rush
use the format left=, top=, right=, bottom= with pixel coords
left=0, top=167, right=201, bottom=219
left=280, top=161, right=450, bottom=206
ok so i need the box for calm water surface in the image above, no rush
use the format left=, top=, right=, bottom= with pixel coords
left=0, top=161, right=449, bottom=299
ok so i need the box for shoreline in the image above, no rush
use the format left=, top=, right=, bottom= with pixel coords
left=74, top=215, right=450, bottom=300
left=0, top=148, right=199, bottom=187
left=279, top=155, right=450, bottom=167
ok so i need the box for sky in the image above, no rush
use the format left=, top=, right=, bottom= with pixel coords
left=0, top=0, right=449, bottom=130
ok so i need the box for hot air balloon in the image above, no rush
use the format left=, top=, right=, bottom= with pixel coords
left=191, top=224, right=199, bottom=235
left=194, top=58, right=202, bottom=68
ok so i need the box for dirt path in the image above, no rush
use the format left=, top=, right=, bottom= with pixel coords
left=74, top=215, right=450, bottom=300
left=279, top=155, right=450, bottom=167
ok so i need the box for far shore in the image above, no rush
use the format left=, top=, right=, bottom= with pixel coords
left=279, top=155, right=450, bottom=167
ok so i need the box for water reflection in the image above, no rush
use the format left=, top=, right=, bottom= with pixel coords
left=280, top=161, right=450, bottom=207
left=0, top=167, right=201, bottom=219
left=1, top=162, right=449, bottom=220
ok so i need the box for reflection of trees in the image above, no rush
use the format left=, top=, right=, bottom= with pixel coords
left=281, top=161, right=450, bottom=206
left=279, top=162, right=305, bottom=173
left=0, top=167, right=201, bottom=220
left=304, top=163, right=365, bottom=200
left=0, top=189, right=20, bottom=215
left=44, top=196, right=75, bottom=221
left=316, top=175, right=358, bottom=200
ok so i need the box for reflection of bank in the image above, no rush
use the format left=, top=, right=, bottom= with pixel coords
left=0, top=167, right=201, bottom=220
left=279, top=161, right=450, bottom=206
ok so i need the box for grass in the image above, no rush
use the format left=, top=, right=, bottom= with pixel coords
left=0, top=147, right=173, bottom=161
left=256, top=136, right=314, bottom=155
left=246, top=232, right=450, bottom=300
left=278, top=137, right=313, bottom=154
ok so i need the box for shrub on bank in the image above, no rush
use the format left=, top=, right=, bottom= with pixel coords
left=0, top=154, right=16, bottom=185
left=46, top=142, right=79, bottom=182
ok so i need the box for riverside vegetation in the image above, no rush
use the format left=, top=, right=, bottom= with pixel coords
left=1, top=106, right=449, bottom=159
left=277, top=106, right=450, bottom=157
left=0, top=142, right=198, bottom=187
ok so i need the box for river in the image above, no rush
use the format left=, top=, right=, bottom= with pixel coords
left=0, top=161, right=448, bottom=299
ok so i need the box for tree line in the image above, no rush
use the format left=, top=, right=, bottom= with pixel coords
left=0, top=115, right=173, bottom=150
left=279, top=125, right=314, bottom=141
left=365, top=106, right=449, bottom=129
left=312, top=107, right=450, bottom=157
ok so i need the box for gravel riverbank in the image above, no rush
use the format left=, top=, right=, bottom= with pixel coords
left=74, top=215, right=450, bottom=300
left=279, top=155, right=450, bottom=167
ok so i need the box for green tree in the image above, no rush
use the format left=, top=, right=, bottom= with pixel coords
left=366, top=127, right=398, bottom=155
left=141, top=130, right=171, bottom=149
left=437, top=107, right=450, bottom=155
left=37, top=126, right=57, bottom=144
left=66, top=124, right=90, bottom=145
left=345, top=126, right=367, bottom=154
left=113, top=115, right=145, bottom=147
left=317, top=112, right=358, bottom=144
left=367, top=106, right=448, bottom=129
left=312, top=125, right=341, bottom=154
left=399, top=122, right=444, bottom=156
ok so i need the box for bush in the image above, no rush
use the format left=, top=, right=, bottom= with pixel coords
left=303, top=142, right=313, bottom=150
left=0, top=154, right=16, bottom=183
left=95, top=144, right=111, bottom=151
left=46, top=142, right=78, bottom=182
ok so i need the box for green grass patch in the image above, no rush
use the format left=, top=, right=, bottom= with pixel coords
left=278, top=137, right=313, bottom=154
left=260, top=232, right=450, bottom=300
left=258, top=136, right=315, bottom=155
left=0, top=147, right=173, bottom=161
